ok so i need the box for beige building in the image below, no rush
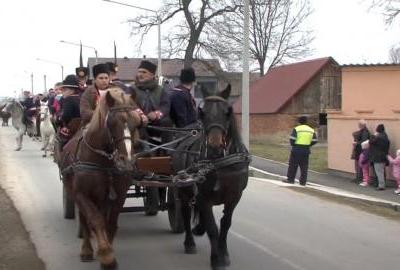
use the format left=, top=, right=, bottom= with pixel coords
left=327, top=64, right=400, bottom=177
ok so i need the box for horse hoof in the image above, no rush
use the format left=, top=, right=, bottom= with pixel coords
left=40, top=147, right=45, bottom=150
left=42, top=154, right=46, bottom=158
left=100, top=260, right=118, bottom=270
left=184, top=245, right=197, bottom=254
left=80, top=254, right=94, bottom=262
left=222, top=255, right=231, bottom=266
left=15, top=147, right=21, bottom=151
left=212, top=266, right=226, bottom=270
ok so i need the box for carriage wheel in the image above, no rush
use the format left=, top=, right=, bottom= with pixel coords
left=167, top=187, right=184, bottom=233
left=63, top=185, right=75, bottom=219
left=143, top=187, right=159, bottom=216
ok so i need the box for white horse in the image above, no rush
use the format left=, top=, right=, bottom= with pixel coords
left=39, top=102, right=55, bottom=157
left=2, top=99, right=37, bottom=151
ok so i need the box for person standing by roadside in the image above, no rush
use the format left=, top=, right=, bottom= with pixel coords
left=283, top=116, right=318, bottom=186
left=387, top=149, right=400, bottom=195
left=369, top=124, right=390, bottom=190
left=351, top=119, right=370, bottom=183
left=358, top=140, right=370, bottom=187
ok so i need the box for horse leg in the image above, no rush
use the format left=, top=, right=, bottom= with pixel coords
left=74, top=193, right=117, bottom=269
left=218, top=199, right=240, bottom=267
left=79, top=211, right=94, bottom=262
left=107, top=179, right=129, bottom=244
left=199, top=199, right=224, bottom=270
left=42, top=135, right=49, bottom=157
left=181, top=191, right=196, bottom=254
left=15, top=130, right=23, bottom=151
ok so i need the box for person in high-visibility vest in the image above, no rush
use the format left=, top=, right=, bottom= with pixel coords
left=283, top=116, right=318, bottom=186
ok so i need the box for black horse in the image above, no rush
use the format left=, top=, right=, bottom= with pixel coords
left=173, top=84, right=250, bottom=270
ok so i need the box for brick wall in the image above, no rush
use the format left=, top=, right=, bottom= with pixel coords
left=235, top=114, right=298, bottom=135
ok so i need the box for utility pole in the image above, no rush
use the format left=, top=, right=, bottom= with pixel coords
left=31, top=73, right=34, bottom=95
left=43, top=74, right=47, bottom=93
left=241, top=0, right=250, bottom=149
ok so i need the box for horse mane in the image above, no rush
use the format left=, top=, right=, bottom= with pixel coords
left=87, top=87, right=128, bottom=134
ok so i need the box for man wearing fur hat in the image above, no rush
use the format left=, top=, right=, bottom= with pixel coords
left=130, top=60, right=171, bottom=151
left=170, top=67, right=198, bottom=128
left=80, top=63, right=110, bottom=125
left=131, top=60, right=170, bottom=126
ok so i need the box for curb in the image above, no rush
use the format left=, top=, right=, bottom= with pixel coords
left=249, top=168, right=400, bottom=212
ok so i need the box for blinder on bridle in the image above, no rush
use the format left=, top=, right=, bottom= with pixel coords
left=199, top=96, right=232, bottom=135
left=83, top=105, right=138, bottom=162
left=104, top=105, right=138, bottom=146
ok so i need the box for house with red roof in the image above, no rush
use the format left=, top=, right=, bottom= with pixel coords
left=233, top=57, right=341, bottom=139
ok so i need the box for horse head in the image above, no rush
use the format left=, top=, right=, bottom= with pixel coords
left=199, top=84, right=234, bottom=157
left=87, top=87, right=141, bottom=171
left=39, top=102, right=49, bottom=121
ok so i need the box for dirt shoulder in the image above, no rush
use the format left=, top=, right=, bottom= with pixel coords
left=0, top=147, right=45, bottom=270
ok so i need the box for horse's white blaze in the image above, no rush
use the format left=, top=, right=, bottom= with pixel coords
left=124, top=126, right=132, bottom=160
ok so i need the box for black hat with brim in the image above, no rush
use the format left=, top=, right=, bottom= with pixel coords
left=180, top=67, right=196, bottom=84
left=138, top=60, right=157, bottom=74
left=61, top=74, right=80, bottom=89
left=92, top=64, right=110, bottom=78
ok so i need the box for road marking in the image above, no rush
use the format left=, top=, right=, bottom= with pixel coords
left=231, top=230, right=308, bottom=270
left=252, top=155, right=327, bottom=175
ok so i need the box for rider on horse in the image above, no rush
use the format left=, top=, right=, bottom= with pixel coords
left=20, top=90, right=39, bottom=128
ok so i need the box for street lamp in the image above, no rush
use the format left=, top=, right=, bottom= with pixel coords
left=102, top=0, right=162, bottom=79
left=241, top=0, right=250, bottom=149
left=59, top=40, right=98, bottom=63
left=36, top=58, right=64, bottom=81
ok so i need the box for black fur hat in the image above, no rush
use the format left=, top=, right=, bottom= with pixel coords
left=61, top=74, right=80, bottom=89
left=138, top=60, right=157, bottom=74
left=180, top=67, right=196, bottom=84
left=106, top=62, right=118, bottom=73
left=92, top=63, right=110, bottom=78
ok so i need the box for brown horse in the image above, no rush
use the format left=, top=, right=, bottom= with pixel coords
left=58, top=88, right=142, bottom=270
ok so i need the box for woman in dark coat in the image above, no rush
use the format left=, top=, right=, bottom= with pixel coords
left=369, top=124, right=390, bottom=190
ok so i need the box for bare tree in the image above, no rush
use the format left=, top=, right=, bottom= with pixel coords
left=128, top=0, right=241, bottom=68
left=202, top=0, right=314, bottom=75
left=368, top=0, right=400, bottom=24
left=389, top=45, right=400, bottom=62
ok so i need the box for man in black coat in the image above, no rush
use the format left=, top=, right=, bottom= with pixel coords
left=351, top=119, right=370, bottom=182
left=58, top=75, right=81, bottom=149
left=369, top=124, right=390, bottom=190
left=170, top=67, right=198, bottom=128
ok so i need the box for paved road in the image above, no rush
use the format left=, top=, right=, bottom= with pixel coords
left=1, top=127, right=400, bottom=270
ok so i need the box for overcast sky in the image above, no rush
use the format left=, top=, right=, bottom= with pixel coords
left=0, top=0, right=399, bottom=97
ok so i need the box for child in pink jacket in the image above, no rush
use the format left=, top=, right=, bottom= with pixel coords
left=387, top=149, right=400, bottom=195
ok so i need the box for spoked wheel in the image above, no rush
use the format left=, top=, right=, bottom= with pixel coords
left=63, top=184, right=75, bottom=219
left=143, top=187, right=160, bottom=216
left=167, top=187, right=184, bottom=233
